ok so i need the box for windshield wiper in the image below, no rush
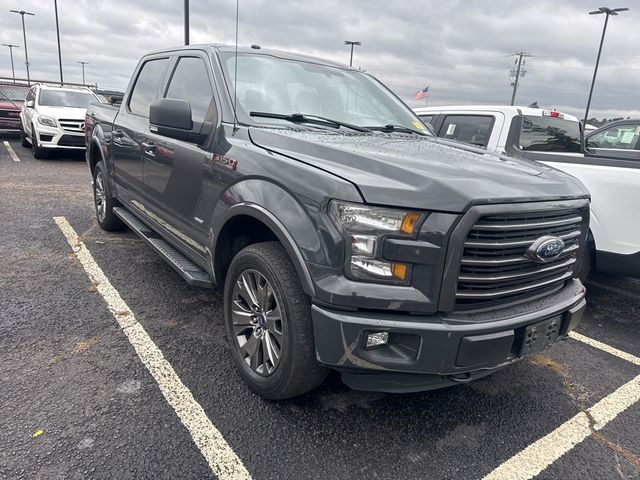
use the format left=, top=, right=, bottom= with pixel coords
left=367, top=124, right=429, bottom=136
left=250, top=111, right=370, bottom=132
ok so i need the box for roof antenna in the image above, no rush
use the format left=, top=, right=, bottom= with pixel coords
left=232, top=0, right=239, bottom=133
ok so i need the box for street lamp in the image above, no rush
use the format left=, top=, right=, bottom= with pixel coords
left=9, top=10, right=35, bottom=85
left=2, top=44, right=19, bottom=83
left=584, top=6, right=629, bottom=124
left=77, top=61, right=89, bottom=85
left=344, top=40, right=362, bottom=67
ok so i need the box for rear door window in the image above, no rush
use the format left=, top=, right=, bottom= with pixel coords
left=519, top=116, right=581, bottom=152
left=164, top=56, right=214, bottom=124
left=128, top=57, right=171, bottom=117
left=438, top=115, right=493, bottom=148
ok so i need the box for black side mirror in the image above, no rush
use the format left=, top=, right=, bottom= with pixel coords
left=149, top=98, right=206, bottom=143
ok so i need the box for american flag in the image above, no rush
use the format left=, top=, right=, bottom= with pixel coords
left=414, top=85, right=429, bottom=101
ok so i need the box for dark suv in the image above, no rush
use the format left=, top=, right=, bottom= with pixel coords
left=86, top=45, right=589, bottom=399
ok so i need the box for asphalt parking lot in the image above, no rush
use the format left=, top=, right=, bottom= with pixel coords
left=1, top=136, right=638, bottom=480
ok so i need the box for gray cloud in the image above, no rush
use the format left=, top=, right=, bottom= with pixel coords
left=1, top=0, right=637, bottom=119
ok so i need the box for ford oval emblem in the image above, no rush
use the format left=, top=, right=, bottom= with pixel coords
left=526, top=236, right=565, bottom=263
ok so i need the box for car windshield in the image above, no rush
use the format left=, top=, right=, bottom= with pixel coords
left=220, top=52, right=429, bottom=133
left=38, top=90, right=96, bottom=108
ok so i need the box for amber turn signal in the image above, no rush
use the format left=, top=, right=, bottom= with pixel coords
left=400, top=213, right=421, bottom=234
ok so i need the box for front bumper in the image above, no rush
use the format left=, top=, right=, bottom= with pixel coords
left=312, top=279, right=586, bottom=392
left=35, top=124, right=85, bottom=150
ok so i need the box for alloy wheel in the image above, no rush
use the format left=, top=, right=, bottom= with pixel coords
left=95, top=171, right=106, bottom=222
left=231, top=269, right=283, bottom=376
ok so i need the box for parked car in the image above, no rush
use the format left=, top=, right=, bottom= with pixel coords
left=19, top=84, right=100, bottom=158
left=415, top=105, right=640, bottom=279
left=86, top=46, right=589, bottom=399
left=0, top=82, right=29, bottom=130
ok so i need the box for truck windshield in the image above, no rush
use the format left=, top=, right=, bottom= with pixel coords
left=38, top=90, right=96, bottom=108
left=221, top=52, right=428, bottom=133
left=519, top=116, right=581, bottom=153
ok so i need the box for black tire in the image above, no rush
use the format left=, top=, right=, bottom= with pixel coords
left=577, top=243, right=592, bottom=283
left=93, top=161, right=125, bottom=231
left=20, top=124, right=29, bottom=147
left=31, top=124, right=47, bottom=159
left=224, top=241, right=328, bottom=400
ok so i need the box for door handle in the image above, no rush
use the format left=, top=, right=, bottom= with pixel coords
left=112, top=129, right=124, bottom=143
left=142, top=141, right=156, bottom=156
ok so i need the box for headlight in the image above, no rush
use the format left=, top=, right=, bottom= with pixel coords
left=37, top=115, right=57, bottom=127
left=328, top=200, right=423, bottom=283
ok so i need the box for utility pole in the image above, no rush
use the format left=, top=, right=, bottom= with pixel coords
left=184, top=0, right=190, bottom=45
left=2, top=44, right=19, bottom=83
left=10, top=10, right=35, bottom=85
left=510, top=52, right=531, bottom=106
left=584, top=7, right=629, bottom=125
left=77, top=61, right=88, bottom=85
left=54, top=0, right=63, bottom=84
left=344, top=40, right=362, bottom=67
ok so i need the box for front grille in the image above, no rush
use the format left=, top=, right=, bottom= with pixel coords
left=58, top=118, right=84, bottom=133
left=455, top=208, right=585, bottom=310
left=58, top=134, right=85, bottom=147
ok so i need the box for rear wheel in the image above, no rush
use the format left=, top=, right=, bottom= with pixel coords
left=31, top=124, right=47, bottom=159
left=224, top=242, right=328, bottom=400
left=93, top=161, right=125, bottom=231
left=577, top=243, right=592, bottom=283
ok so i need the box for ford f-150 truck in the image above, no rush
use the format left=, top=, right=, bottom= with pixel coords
left=85, top=45, right=589, bottom=400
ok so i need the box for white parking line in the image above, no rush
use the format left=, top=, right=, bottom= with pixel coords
left=484, top=374, right=640, bottom=480
left=570, top=331, right=640, bottom=366
left=54, top=216, right=252, bottom=480
left=3, top=140, right=20, bottom=162
left=485, top=333, right=640, bottom=480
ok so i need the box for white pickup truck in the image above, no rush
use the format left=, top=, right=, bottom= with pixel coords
left=415, top=105, right=640, bottom=279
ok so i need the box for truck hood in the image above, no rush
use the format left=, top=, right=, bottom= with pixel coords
left=249, top=128, right=589, bottom=212
left=35, top=106, right=86, bottom=120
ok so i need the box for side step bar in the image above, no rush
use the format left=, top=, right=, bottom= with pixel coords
left=113, top=207, right=214, bottom=288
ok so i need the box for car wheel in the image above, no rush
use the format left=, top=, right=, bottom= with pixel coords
left=93, top=161, right=125, bottom=231
left=20, top=124, right=29, bottom=147
left=577, top=243, right=592, bottom=284
left=31, top=124, right=47, bottom=159
left=224, top=241, right=328, bottom=400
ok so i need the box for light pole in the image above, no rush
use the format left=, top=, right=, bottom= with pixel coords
left=54, top=0, right=64, bottom=84
left=2, top=44, right=19, bottom=83
left=184, top=0, right=189, bottom=45
left=584, top=6, right=629, bottom=124
left=344, top=40, right=361, bottom=67
left=77, top=61, right=89, bottom=85
left=9, top=10, right=35, bottom=85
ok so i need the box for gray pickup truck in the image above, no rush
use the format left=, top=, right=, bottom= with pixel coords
left=85, top=44, right=590, bottom=400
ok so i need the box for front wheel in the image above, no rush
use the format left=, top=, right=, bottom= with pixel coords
left=93, top=161, right=124, bottom=231
left=20, top=124, right=29, bottom=147
left=224, top=242, right=328, bottom=400
left=31, top=124, right=47, bottom=159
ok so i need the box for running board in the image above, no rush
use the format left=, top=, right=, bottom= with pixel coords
left=113, top=207, right=214, bottom=288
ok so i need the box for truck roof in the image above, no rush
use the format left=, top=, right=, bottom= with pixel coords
left=145, top=43, right=352, bottom=71
left=414, top=105, right=580, bottom=122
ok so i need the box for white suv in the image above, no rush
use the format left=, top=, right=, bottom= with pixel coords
left=19, top=84, right=99, bottom=158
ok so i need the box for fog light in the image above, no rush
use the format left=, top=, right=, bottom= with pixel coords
left=366, top=331, right=389, bottom=349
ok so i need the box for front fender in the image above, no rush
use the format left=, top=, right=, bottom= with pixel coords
left=210, top=178, right=354, bottom=296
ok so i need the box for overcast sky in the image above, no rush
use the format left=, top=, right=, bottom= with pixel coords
left=1, top=0, right=638, bottom=119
